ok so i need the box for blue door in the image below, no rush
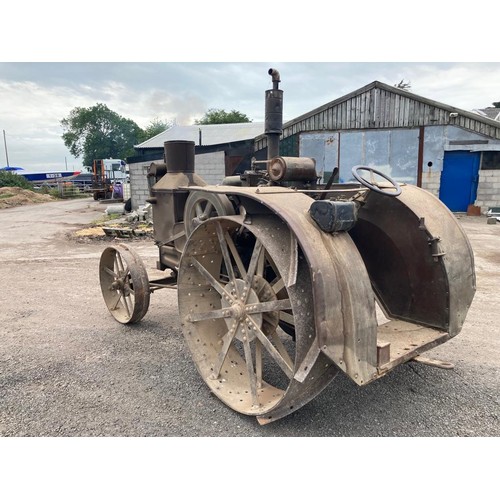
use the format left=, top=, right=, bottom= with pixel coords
left=439, top=151, right=480, bottom=212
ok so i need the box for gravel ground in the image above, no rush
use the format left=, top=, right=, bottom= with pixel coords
left=1, top=197, right=497, bottom=498
left=0, top=198, right=498, bottom=438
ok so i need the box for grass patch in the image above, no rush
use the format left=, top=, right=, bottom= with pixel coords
left=92, top=213, right=123, bottom=226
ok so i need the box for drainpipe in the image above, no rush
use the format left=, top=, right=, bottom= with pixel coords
left=417, top=126, right=424, bottom=187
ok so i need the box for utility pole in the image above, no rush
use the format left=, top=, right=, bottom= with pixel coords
left=3, top=129, right=9, bottom=167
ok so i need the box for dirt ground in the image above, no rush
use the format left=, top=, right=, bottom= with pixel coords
left=0, top=186, right=55, bottom=209
left=0, top=197, right=498, bottom=442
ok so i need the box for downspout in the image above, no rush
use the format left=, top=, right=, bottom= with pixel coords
left=417, top=126, right=424, bottom=187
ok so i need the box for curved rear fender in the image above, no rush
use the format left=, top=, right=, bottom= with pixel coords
left=186, top=186, right=379, bottom=384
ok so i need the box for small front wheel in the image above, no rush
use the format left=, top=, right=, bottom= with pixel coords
left=99, top=243, right=150, bottom=324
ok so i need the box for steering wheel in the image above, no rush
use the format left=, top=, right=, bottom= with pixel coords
left=351, top=166, right=402, bottom=197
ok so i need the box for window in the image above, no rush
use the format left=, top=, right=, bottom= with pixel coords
left=481, top=151, right=500, bottom=170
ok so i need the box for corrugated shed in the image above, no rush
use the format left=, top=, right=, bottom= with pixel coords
left=473, top=107, right=500, bottom=121
left=255, top=81, right=500, bottom=150
left=136, top=122, right=264, bottom=149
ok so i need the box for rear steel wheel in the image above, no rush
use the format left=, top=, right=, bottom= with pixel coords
left=178, top=215, right=338, bottom=423
left=99, top=243, right=150, bottom=324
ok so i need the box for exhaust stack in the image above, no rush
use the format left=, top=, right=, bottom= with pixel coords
left=265, top=68, right=283, bottom=160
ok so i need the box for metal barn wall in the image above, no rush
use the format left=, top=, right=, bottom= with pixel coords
left=255, top=81, right=500, bottom=153
left=299, top=125, right=500, bottom=188
left=254, top=80, right=500, bottom=212
left=300, top=129, right=419, bottom=183
left=423, top=126, right=498, bottom=173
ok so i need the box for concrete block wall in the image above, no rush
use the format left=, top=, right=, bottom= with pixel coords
left=421, top=170, right=441, bottom=198
left=129, top=151, right=226, bottom=210
left=475, top=169, right=500, bottom=213
left=129, top=161, right=152, bottom=210
left=195, top=151, right=225, bottom=185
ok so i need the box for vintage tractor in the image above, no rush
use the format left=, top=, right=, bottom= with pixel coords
left=99, top=69, right=476, bottom=424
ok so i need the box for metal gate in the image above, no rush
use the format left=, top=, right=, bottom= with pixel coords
left=439, top=151, right=480, bottom=212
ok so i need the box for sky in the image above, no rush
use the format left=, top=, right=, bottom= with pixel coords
left=1, top=2, right=499, bottom=175
left=2, top=61, right=500, bottom=172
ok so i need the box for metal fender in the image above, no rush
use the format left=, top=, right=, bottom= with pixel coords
left=186, top=186, right=380, bottom=385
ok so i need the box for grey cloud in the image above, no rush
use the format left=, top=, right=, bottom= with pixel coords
left=2, top=62, right=500, bottom=170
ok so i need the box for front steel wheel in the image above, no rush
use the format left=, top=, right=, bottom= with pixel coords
left=178, top=215, right=338, bottom=423
left=99, top=243, right=150, bottom=324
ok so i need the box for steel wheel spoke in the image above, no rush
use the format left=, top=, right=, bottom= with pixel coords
left=245, top=298, right=291, bottom=315
left=110, top=291, right=122, bottom=311
left=187, top=307, right=233, bottom=322
left=247, top=240, right=263, bottom=279
left=216, top=223, right=236, bottom=284
left=242, top=335, right=259, bottom=407
left=212, top=320, right=239, bottom=378
left=121, top=294, right=131, bottom=317
left=279, top=311, right=295, bottom=325
left=116, top=252, right=125, bottom=273
left=272, top=277, right=285, bottom=295
left=202, top=201, right=214, bottom=218
left=256, top=341, right=263, bottom=389
left=104, top=266, right=117, bottom=278
left=225, top=231, right=246, bottom=278
left=191, top=258, right=231, bottom=301
left=195, top=204, right=203, bottom=217
left=247, top=316, right=293, bottom=378
left=268, top=330, right=294, bottom=369
left=256, top=249, right=265, bottom=277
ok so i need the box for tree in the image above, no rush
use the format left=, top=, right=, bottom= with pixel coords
left=140, top=118, right=171, bottom=142
left=194, top=108, right=251, bottom=125
left=492, top=102, right=500, bottom=108
left=61, top=103, right=143, bottom=166
left=395, top=79, right=412, bottom=91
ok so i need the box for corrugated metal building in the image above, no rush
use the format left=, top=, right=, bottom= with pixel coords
left=254, top=81, right=500, bottom=213
left=128, top=122, right=264, bottom=209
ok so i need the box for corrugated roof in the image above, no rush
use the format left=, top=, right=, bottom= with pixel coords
left=135, top=122, right=265, bottom=149
left=473, top=108, right=500, bottom=121
left=254, top=80, right=500, bottom=147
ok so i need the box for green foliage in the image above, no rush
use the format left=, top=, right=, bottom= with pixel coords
left=0, top=171, right=33, bottom=189
left=140, top=118, right=171, bottom=142
left=194, top=108, right=252, bottom=125
left=61, top=103, right=143, bottom=165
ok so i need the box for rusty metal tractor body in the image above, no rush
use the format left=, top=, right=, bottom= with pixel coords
left=99, top=69, right=476, bottom=424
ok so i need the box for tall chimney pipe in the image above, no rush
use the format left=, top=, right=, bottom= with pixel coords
left=265, top=68, right=283, bottom=160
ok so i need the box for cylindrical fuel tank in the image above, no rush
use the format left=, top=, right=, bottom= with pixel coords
left=268, top=156, right=317, bottom=182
